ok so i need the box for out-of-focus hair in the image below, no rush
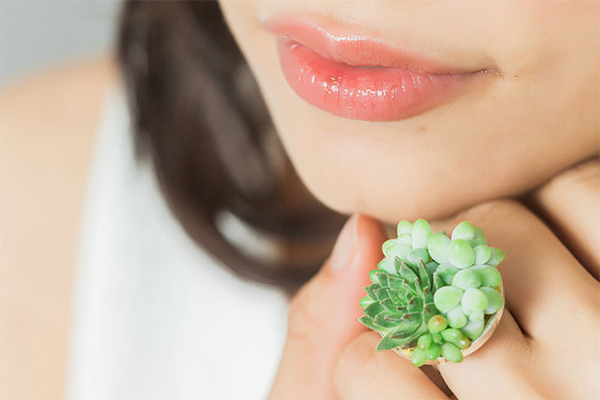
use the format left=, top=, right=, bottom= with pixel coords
left=117, top=0, right=347, bottom=291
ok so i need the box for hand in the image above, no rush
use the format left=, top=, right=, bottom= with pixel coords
left=268, top=158, right=599, bottom=400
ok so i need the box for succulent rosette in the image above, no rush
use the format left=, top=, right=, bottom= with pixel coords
left=358, top=219, right=505, bottom=367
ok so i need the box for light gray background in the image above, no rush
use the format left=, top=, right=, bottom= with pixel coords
left=0, top=0, right=122, bottom=85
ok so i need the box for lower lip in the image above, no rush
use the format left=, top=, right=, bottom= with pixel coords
left=277, top=38, right=475, bottom=122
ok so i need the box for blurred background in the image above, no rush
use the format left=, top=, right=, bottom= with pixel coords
left=1, top=0, right=121, bottom=85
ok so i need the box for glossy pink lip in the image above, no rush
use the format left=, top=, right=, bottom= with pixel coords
left=264, top=17, right=490, bottom=121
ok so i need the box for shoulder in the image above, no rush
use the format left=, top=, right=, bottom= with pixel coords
left=0, top=56, right=120, bottom=399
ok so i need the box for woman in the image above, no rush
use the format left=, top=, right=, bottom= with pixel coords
left=2, top=0, right=598, bottom=399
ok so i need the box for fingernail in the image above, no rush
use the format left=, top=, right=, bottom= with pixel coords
left=329, top=214, right=359, bottom=271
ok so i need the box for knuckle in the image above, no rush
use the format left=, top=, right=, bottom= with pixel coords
left=545, top=158, right=599, bottom=194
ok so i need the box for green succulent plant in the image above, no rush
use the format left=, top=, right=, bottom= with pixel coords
left=358, top=219, right=505, bottom=367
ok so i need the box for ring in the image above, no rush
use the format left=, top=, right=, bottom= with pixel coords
left=358, top=219, right=505, bottom=367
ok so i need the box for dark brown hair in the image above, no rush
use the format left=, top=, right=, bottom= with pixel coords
left=117, top=0, right=347, bottom=291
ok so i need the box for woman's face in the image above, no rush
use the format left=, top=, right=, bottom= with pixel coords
left=218, top=0, right=599, bottom=224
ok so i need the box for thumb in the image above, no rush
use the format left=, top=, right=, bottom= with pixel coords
left=268, top=213, right=387, bottom=400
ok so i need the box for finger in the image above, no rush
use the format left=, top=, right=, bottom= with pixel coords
left=436, top=310, right=544, bottom=400
left=334, top=331, right=450, bottom=400
left=431, top=199, right=598, bottom=341
left=268, top=213, right=387, bottom=400
left=523, top=158, right=600, bottom=280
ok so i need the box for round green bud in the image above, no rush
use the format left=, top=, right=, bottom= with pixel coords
left=427, top=343, right=441, bottom=360
left=436, top=263, right=460, bottom=285
left=428, top=315, right=448, bottom=334
left=462, top=305, right=473, bottom=316
left=452, top=221, right=475, bottom=242
left=487, top=247, right=505, bottom=267
left=433, top=286, right=463, bottom=313
left=473, top=245, right=491, bottom=265
left=397, top=233, right=412, bottom=246
left=388, top=243, right=411, bottom=262
left=480, top=287, right=504, bottom=314
left=397, top=220, right=413, bottom=236
left=441, top=342, right=464, bottom=363
left=469, top=310, right=484, bottom=322
left=407, top=248, right=430, bottom=267
left=472, top=265, right=502, bottom=288
left=432, top=333, right=443, bottom=344
left=440, top=328, right=464, bottom=343
left=412, top=219, right=432, bottom=249
left=448, top=239, right=475, bottom=269
left=461, top=318, right=484, bottom=340
left=447, top=305, right=468, bottom=329
left=377, top=258, right=396, bottom=274
left=454, top=337, right=471, bottom=350
left=382, top=238, right=397, bottom=258
left=427, top=233, right=451, bottom=263
left=411, top=347, right=429, bottom=367
left=472, top=226, right=487, bottom=246
left=461, top=288, right=489, bottom=311
left=417, top=334, right=433, bottom=350
left=451, top=269, right=482, bottom=290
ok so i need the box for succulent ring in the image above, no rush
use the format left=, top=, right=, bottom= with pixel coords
left=358, top=219, right=505, bottom=367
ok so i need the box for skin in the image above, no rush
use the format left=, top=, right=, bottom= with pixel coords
left=0, top=57, right=117, bottom=399
left=2, top=1, right=598, bottom=399
left=218, top=0, right=599, bottom=223
left=216, top=0, right=600, bottom=398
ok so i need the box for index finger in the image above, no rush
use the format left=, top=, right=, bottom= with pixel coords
left=523, top=157, right=600, bottom=280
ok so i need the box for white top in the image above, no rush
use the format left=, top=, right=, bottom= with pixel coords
left=66, top=85, right=290, bottom=400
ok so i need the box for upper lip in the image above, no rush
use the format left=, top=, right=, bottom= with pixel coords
left=262, top=15, right=490, bottom=76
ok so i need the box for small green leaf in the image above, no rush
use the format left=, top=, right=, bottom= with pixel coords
left=381, top=298, right=399, bottom=312
left=376, top=333, right=407, bottom=351
left=487, top=247, right=505, bottom=267
left=377, top=258, right=396, bottom=274
left=390, top=323, right=419, bottom=339
left=473, top=245, right=491, bottom=265
left=432, top=273, right=444, bottom=292
left=461, top=288, right=488, bottom=311
left=363, top=283, right=380, bottom=299
left=374, top=312, right=403, bottom=328
left=407, top=296, right=423, bottom=312
left=374, top=287, right=391, bottom=302
left=357, top=316, right=382, bottom=332
left=448, top=239, right=475, bottom=269
left=368, top=269, right=381, bottom=285
left=364, top=302, right=385, bottom=318
left=412, top=219, right=432, bottom=249
left=387, top=274, right=403, bottom=291
left=427, top=233, right=451, bottom=263
left=451, top=269, right=482, bottom=290
left=480, top=287, right=504, bottom=314
left=401, top=312, right=422, bottom=325
left=436, top=263, right=460, bottom=285
left=422, top=287, right=434, bottom=304
left=417, top=259, right=432, bottom=290
left=359, top=296, right=375, bottom=308
left=397, top=220, right=413, bottom=235
left=451, top=221, right=475, bottom=242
